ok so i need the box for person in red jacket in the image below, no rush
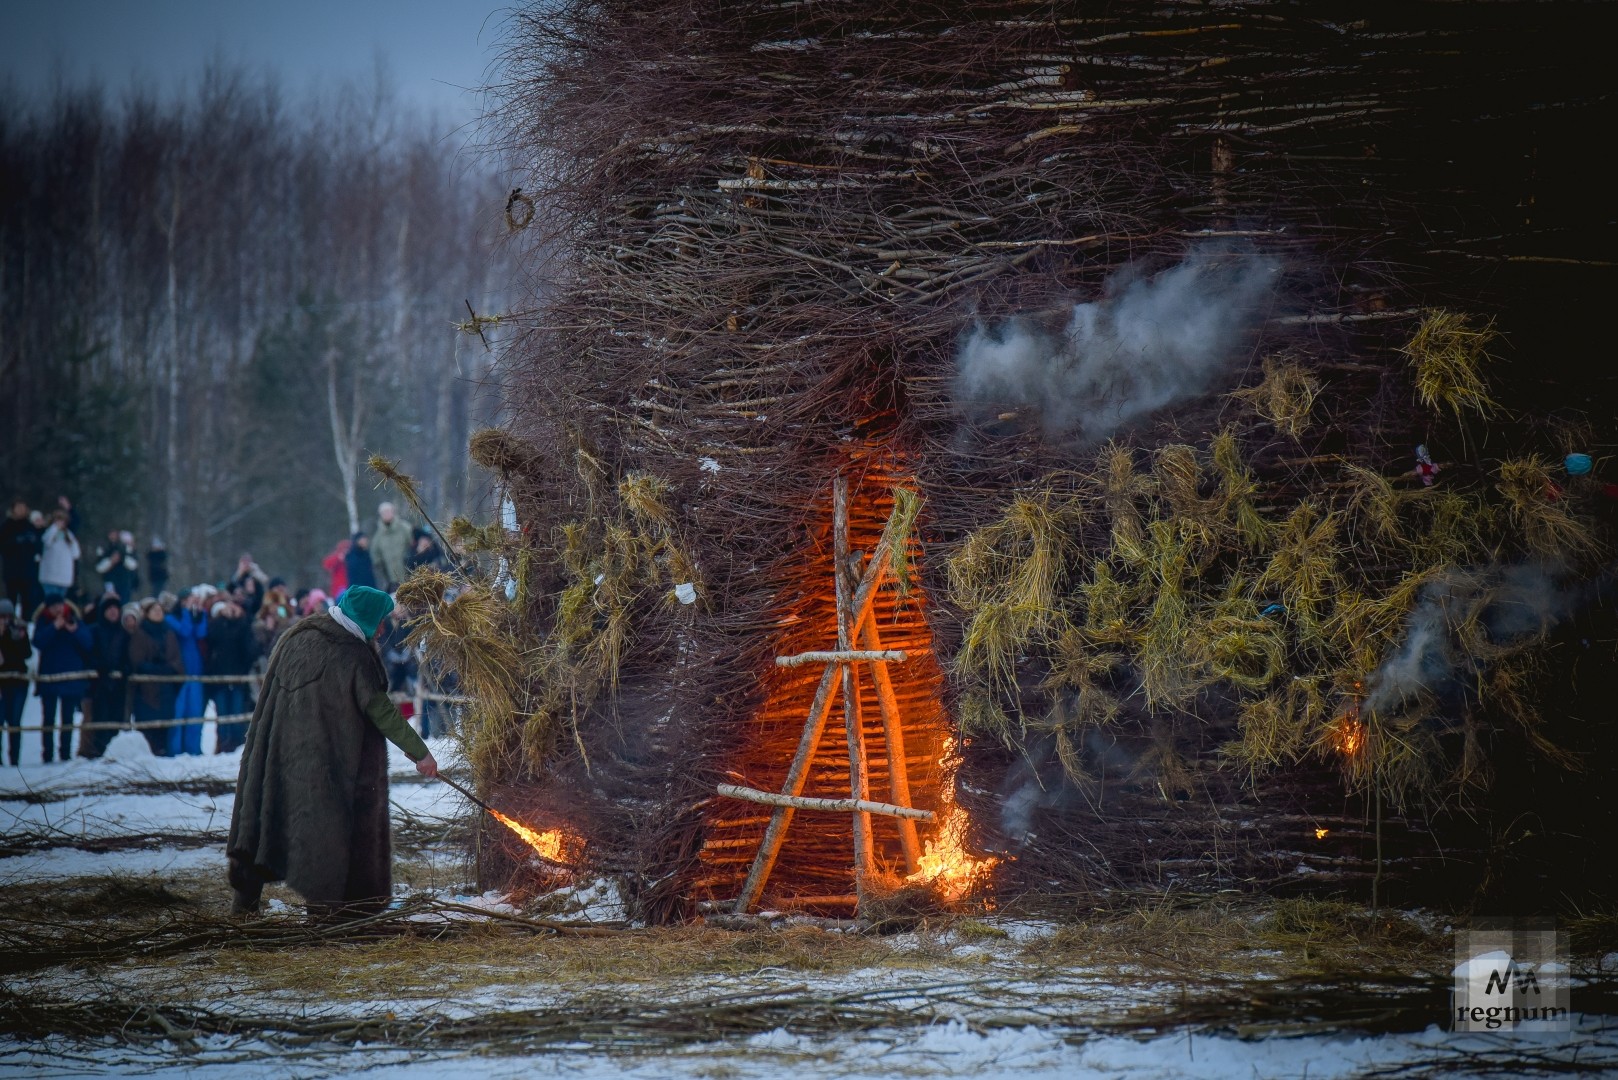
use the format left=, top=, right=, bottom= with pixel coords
left=322, top=538, right=351, bottom=597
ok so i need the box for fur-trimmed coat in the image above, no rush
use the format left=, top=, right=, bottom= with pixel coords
left=227, top=613, right=392, bottom=912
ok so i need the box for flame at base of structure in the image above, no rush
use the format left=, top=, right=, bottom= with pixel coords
left=904, top=737, right=998, bottom=901
left=489, top=808, right=582, bottom=866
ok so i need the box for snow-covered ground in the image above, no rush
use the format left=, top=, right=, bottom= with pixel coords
left=2, top=1013, right=1612, bottom=1079
left=4, top=734, right=1616, bottom=1078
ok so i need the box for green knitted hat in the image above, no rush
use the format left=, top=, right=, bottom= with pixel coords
left=338, top=586, right=394, bottom=640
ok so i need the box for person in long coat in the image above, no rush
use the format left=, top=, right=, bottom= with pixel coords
left=127, top=599, right=182, bottom=756
left=86, top=594, right=131, bottom=758
left=227, top=586, right=438, bottom=918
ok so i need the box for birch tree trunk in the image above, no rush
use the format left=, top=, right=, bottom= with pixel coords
left=163, top=183, right=183, bottom=567
left=326, top=345, right=365, bottom=535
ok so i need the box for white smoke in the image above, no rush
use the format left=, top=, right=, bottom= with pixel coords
left=953, top=246, right=1278, bottom=442
left=997, top=725, right=1136, bottom=843
left=1362, top=563, right=1579, bottom=718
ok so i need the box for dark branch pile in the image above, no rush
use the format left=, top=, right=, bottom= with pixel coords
left=455, top=1, right=1618, bottom=919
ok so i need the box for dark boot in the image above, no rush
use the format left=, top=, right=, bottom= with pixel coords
left=227, top=853, right=265, bottom=915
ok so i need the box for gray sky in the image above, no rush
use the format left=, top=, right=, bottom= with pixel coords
left=0, top=0, right=511, bottom=132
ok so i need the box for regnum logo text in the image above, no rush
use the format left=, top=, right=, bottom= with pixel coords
left=1453, top=919, right=1570, bottom=1032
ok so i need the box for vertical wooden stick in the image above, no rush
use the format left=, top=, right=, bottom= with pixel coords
left=859, top=600, right=921, bottom=872
left=833, top=477, right=876, bottom=895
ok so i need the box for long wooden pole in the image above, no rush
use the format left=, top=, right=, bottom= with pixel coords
left=730, top=652, right=842, bottom=914
left=717, top=784, right=935, bottom=822
left=858, top=597, right=922, bottom=872
left=775, top=649, right=908, bottom=667
left=731, top=498, right=899, bottom=915
left=834, top=476, right=877, bottom=898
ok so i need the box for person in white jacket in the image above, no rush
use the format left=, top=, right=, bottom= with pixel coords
left=38, top=510, right=81, bottom=601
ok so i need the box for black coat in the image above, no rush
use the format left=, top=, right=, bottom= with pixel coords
left=89, top=606, right=131, bottom=727
left=344, top=546, right=378, bottom=590
left=0, top=519, right=40, bottom=582
left=96, top=542, right=139, bottom=600
left=405, top=539, right=444, bottom=574
left=146, top=549, right=169, bottom=594
left=91, top=613, right=131, bottom=677
left=0, top=617, right=30, bottom=673
left=206, top=614, right=259, bottom=676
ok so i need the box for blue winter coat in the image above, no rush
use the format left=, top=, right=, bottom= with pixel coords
left=33, top=616, right=93, bottom=698
left=166, top=610, right=208, bottom=677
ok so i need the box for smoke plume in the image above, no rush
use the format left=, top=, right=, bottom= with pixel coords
left=1362, top=562, right=1580, bottom=718
left=954, top=246, right=1278, bottom=442
left=997, top=726, right=1137, bottom=843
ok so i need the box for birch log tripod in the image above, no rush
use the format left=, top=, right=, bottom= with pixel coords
left=721, top=476, right=930, bottom=914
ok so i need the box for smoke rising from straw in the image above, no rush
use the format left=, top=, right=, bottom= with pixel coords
left=953, top=246, right=1278, bottom=442
left=1362, top=562, right=1579, bottom=718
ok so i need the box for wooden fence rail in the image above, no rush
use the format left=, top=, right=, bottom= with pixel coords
left=0, top=670, right=468, bottom=735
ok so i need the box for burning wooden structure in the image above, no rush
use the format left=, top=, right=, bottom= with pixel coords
left=433, top=1, right=1618, bottom=920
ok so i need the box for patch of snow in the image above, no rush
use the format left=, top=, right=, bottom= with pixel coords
left=102, top=729, right=154, bottom=762
left=1, top=788, right=232, bottom=840
left=14, top=1018, right=1617, bottom=1080
left=401, top=888, right=519, bottom=923
left=0, top=843, right=224, bottom=884
left=994, top=918, right=1060, bottom=944
left=536, top=877, right=628, bottom=923
left=698, top=456, right=721, bottom=473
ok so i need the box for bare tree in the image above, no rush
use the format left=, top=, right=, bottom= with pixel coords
left=0, top=68, right=512, bottom=587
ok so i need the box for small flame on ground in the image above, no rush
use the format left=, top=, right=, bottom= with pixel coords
left=904, top=736, right=998, bottom=901
left=489, top=808, right=579, bottom=865
left=1315, top=827, right=1330, bottom=840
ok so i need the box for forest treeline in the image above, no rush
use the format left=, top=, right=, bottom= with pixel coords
left=0, top=68, right=512, bottom=588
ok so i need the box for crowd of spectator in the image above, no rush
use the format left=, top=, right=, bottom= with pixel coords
left=0, top=498, right=448, bottom=766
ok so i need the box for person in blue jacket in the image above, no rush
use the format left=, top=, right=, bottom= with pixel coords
left=32, top=598, right=92, bottom=763
left=165, top=591, right=209, bottom=755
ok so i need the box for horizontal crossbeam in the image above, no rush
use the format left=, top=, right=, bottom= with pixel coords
left=717, top=783, right=934, bottom=822
left=773, top=649, right=908, bottom=668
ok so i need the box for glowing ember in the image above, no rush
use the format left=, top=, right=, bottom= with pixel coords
left=489, top=808, right=579, bottom=865
left=905, top=736, right=997, bottom=900
left=1315, top=827, right=1329, bottom=840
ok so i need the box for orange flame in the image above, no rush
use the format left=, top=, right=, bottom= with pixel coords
left=1330, top=716, right=1366, bottom=757
left=1315, top=827, right=1329, bottom=840
left=489, top=808, right=580, bottom=865
left=904, top=736, right=998, bottom=901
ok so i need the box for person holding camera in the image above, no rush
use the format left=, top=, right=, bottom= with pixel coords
left=38, top=509, right=81, bottom=603
left=94, top=531, right=140, bottom=602
left=32, top=598, right=92, bottom=763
